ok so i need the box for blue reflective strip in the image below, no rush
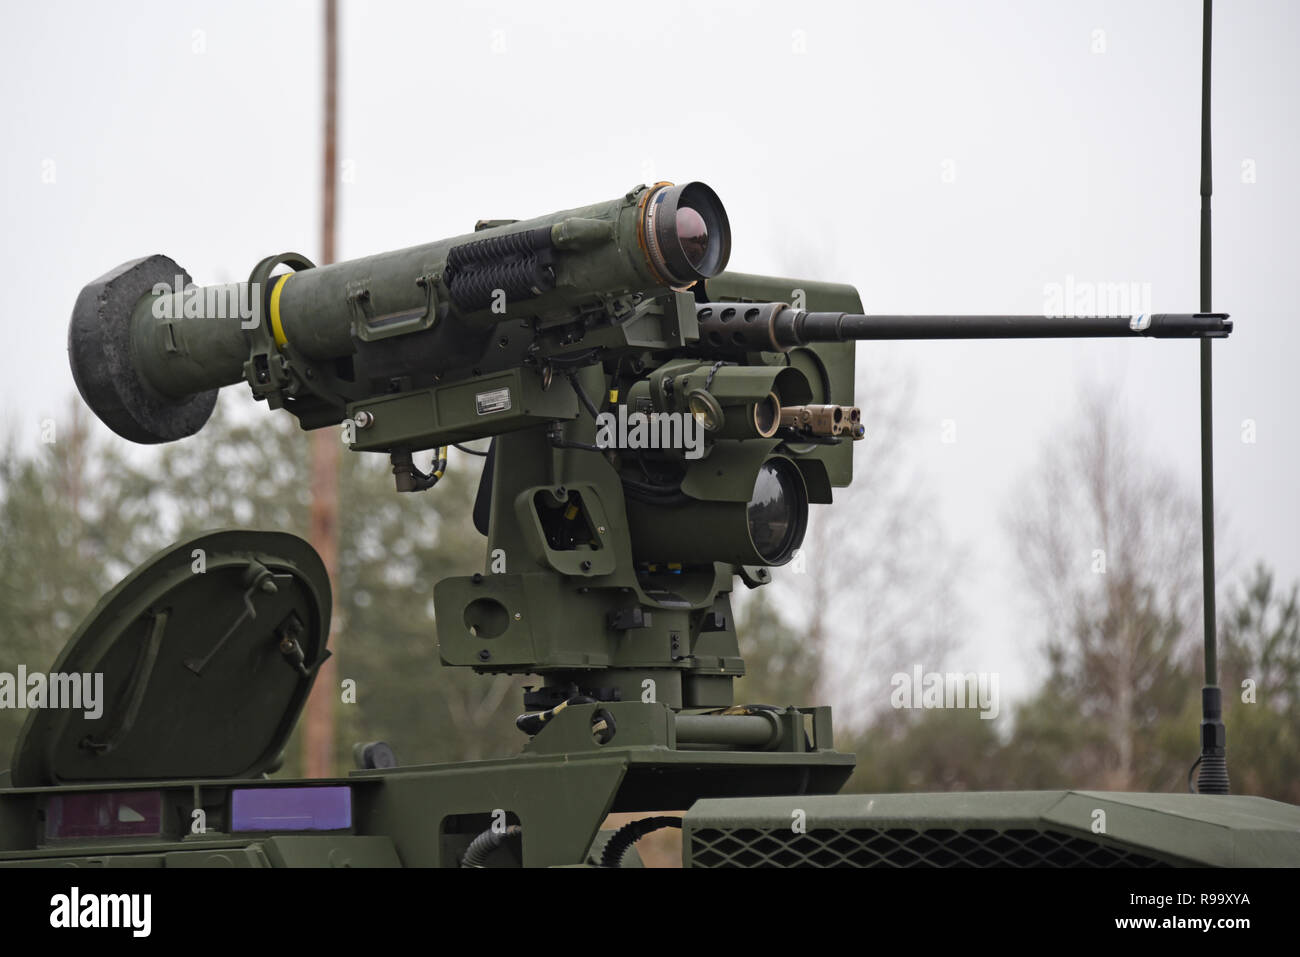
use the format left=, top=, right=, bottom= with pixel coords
left=231, top=786, right=352, bottom=832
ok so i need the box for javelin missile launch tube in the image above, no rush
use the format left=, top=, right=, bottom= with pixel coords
left=69, top=182, right=731, bottom=443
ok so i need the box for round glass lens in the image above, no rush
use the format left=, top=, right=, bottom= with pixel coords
left=675, top=206, right=710, bottom=269
left=747, top=461, right=800, bottom=562
left=688, top=393, right=722, bottom=431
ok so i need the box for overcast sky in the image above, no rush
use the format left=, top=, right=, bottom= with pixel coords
left=2, top=0, right=1296, bottom=704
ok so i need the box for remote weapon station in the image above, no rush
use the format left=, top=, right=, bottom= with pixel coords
left=4, top=5, right=1299, bottom=869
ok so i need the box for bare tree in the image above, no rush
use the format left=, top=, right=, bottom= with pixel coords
left=1007, top=387, right=1203, bottom=789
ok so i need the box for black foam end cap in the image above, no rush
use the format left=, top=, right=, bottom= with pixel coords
left=68, top=254, right=218, bottom=444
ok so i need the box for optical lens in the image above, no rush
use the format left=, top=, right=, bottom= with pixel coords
left=747, top=459, right=808, bottom=564
left=641, top=182, right=731, bottom=284
left=676, top=206, right=710, bottom=270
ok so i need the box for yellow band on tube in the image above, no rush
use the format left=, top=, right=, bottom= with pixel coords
left=269, top=273, right=292, bottom=349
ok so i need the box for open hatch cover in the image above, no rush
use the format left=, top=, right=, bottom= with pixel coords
left=10, top=530, right=331, bottom=787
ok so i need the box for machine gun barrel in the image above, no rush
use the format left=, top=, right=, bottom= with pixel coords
left=779, top=310, right=1233, bottom=342
left=694, top=302, right=1231, bottom=353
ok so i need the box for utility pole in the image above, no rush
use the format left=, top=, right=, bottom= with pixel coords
left=303, top=0, right=341, bottom=778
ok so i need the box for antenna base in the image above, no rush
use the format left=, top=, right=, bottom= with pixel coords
left=1196, top=686, right=1230, bottom=794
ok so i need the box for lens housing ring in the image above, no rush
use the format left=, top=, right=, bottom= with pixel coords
left=639, top=182, right=731, bottom=285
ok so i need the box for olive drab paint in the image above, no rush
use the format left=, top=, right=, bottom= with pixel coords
left=6, top=175, right=1291, bottom=869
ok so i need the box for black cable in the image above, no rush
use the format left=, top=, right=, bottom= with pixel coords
left=544, top=348, right=602, bottom=371
left=550, top=435, right=604, bottom=453
left=599, top=816, right=683, bottom=868
left=460, top=824, right=522, bottom=868
left=565, top=370, right=601, bottom=420
left=591, top=708, right=617, bottom=745
left=546, top=422, right=604, bottom=454
left=620, top=476, right=690, bottom=507
left=390, top=447, right=447, bottom=492
left=614, top=353, right=651, bottom=406
left=620, top=477, right=683, bottom=496
left=515, top=694, right=596, bottom=735
left=453, top=442, right=490, bottom=457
